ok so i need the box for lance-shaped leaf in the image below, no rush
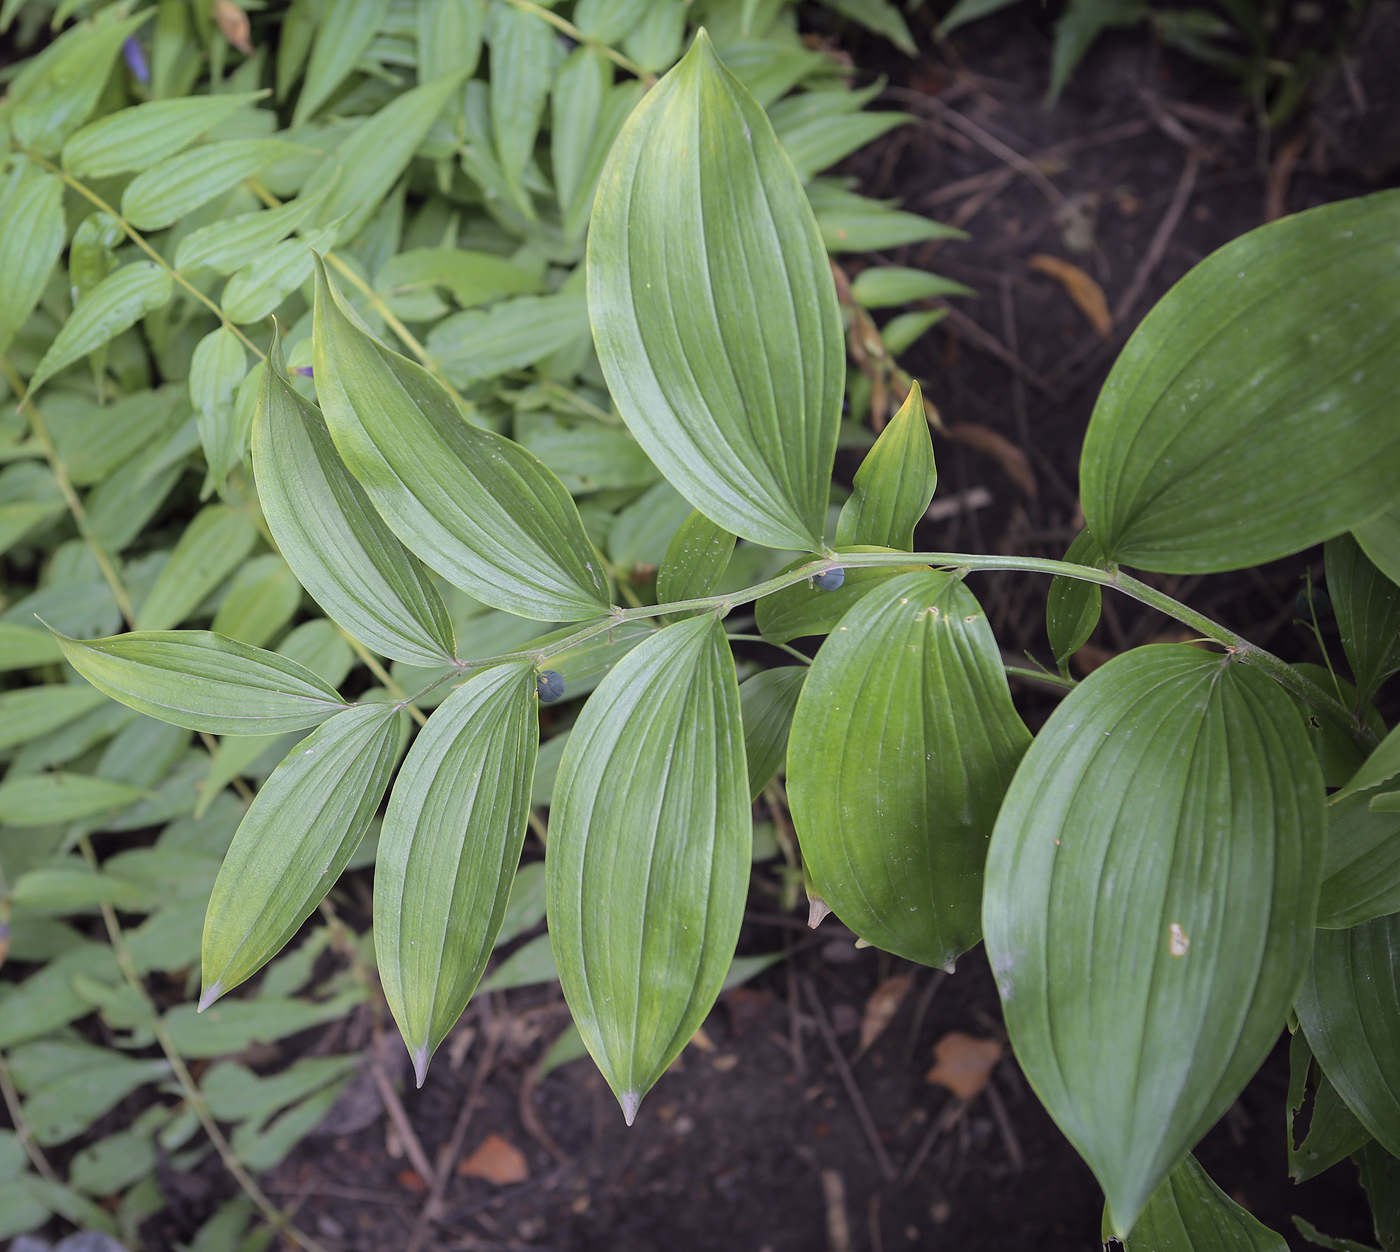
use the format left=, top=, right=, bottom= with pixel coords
left=789, top=571, right=1030, bottom=968
left=253, top=338, right=455, bottom=667
left=0, top=774, right=144, bottom=827
left=756, top=547, right=927, bottom=645
left=54, top=629, right=349, bottom=734
left=121, top=139, right=310, bottom=232
left=376, top=663, right=538, bottom=1084
left=201, top=703, right=404, bottom=1005
left=134, top=504, right=257, bottom=631
left=834, top=383, right=936, bottom=551
left=547, top=615, right=749, bottom=1123
left=1113, top=1155, right=1288, bottom=1250
left=1046, top=528, right=1108, bottom=676
left=1296, top=913, right=1400, bottom=1159
left=1080, top=190, right=1400, bottom=574
left=1290, top=1065, right=1372, bottom=1184
left=655, top=511, right=735, bottom=606
left=739, top=665, right=806, bottom=800
left=312, top=258, right=612, bottom=622
left=0, top=173, right=65, bottom=359
left=983, top=646, right=1325, bottom=1235
left=60, top=92, right=265, bottom=179
left=587, top=31, right=844, bottom=553
left=1357, top=1140, right=1400, bottom=1252
left=1334, top=723, right=1400, bottom=805
left=1326, top=533, right=1400, bottom=707
left=1356, top=505, right=1400, bottom=588
left=1317, top=793, right=1400, bottom=930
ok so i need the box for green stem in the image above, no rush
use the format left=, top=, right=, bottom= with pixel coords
left=502, top=0, right=651, bottom=80
left=726, top=633, right=812, bottom=666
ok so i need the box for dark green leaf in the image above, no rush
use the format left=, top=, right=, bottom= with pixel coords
left=1115, top=1154, right=1287, bottom=1250
left=0, top=173, right=65, bottom=359
left=1327, top=532, right=1400, bottom=706
left=1334, top=723, right=1400, bottom=805
left=1357, top=1140, right=1400, bottom=1252
left=1046, top=528, right=1108, bottom=676
left=1318, top=792, right=1400, bottom=930
left=834, top=382, right=936, bottom=551
left=1293, top=1074, right=1373, bottom=1183
left=1356, top=506, right=1400, bottom=589
left=656, top=511, right=736, bottom=605
left=1049, top=0, right=1149, bottom=102
left=756, top=547, right=925, bottom=645
left=739, top=665, right=806, bottom=799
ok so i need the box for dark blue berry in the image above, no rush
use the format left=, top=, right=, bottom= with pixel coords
left=536, top=670, right=565, bottom=703
left=812, top=567, right=846, bottom=591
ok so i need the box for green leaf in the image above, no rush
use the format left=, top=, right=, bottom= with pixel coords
left=1115, top=1154, right=1287, bottom=1250
left=10, top=861, right=156, bottom=913
left=1080, top=190, right=1400, bottom=575
left=1356, top=505, right=1400, bottom=589
left=0, top=622, right=64, bottom=672
left=983, top=645, right=1326, bottom=1235
left=165, top=990, right=365, bottom=1057
left=739, top=665, right=806, bottom=799
left=1292, top=1074, right=1373, bottom=1183
left=835, top=383, right=936, bottom=551
left=1357, top=1140, right=1400, bottom=1252
left=57, top=386, right=184, bottom=486
left=816, top=0, right=917, bottom=53
left=849, top=266, right=974, bottom=307
left=0, top=684, right=109, bottom=752
left=1334, top=723, right=1400, bottom=805
left=1046, top=528, right=1108, bottom=676
left=61, top=92, right=265, bottom=179
left=547, top=614, right=749, bottom=1122
left=482, top=930, right=557, bottom=991
left=425, top=291, right=591, bottom=386
left=622, top=0, right=685, bottom=72
left=756, top=546, right=925, bottom=645
left=18, top=1049, right=170, bottom=1147
left=487, top=1, right=558, bottom=216
left=28, top=262, right=173, bottom=398
left=54, top=628, right=349, bottom=734
left=656, top=511, right=736, bottom=605
left=253, top=341, right=455, bottom=667
left=0, top=774, right=145, bottom=827
left=587, top=31, right=844, bottom=552
left=293, top=0, right=392, bottom=124
left=1294, top=1216, right=1382, bottom=1252
left=1296, top=913, right=1400, bottom=1159
left=1327, top=532, right=1400, bottom=706
left=190, top=326, right=250, bottom=490
left=1318, top=792, right=1400, bottom=929
left=201, top=703, right=404, bottom=1004
left=373, top=247, right=543, bottom=317
left=377, top=662, right=538, bottom=1083
left=1049, top=0, right=1149, bottom=101
left=210, top=555, right=302, bottom=649
left=312, top=257, right=611, bottom=621
left=0, top=464, right=65, bottom=557
left=0, top=173, right=65, bottom=358
left=219, top=220, right=342, bottom=325
left=174, top=185, right=331, bottom=276
left=881, top=309, right=948, bottom=357
left=553, top=46, right=609, bottom=227
left=574, top=0, right=650, bottom=42
left=807, top=179, right=963, bottom=254
left=496, top=860, right=547, bottom=948
left=789, top=571, right=1029, bottom=967
left=773, top=100, right=911, bottom=184
left=418, top=0, right=485, bottom=82
left=134, top=504, right=258, bottom=631
left=121, top=139, right=311, bottom=232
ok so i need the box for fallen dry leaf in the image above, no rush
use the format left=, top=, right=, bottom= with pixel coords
left=857, top=975, right=913, bottom=1055
left=212, top=0, right=253, bottom=54
left=458, top=1132, right=529, bottom=1185
left=925, top=1032, right=1003, bottom=1099
left=396, top=1168, right=425, bottom=1193
left=1028, top=254, right=1111, bottom=338
left=943, top=424, right=1038, bottom=499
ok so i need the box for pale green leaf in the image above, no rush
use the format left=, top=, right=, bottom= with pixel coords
left=774, top=100, right=911, bottom=183
left=496, top=860, right=547, bottom=948
left=121, top=139, right=311, bottom=232
left=373, top=246, right=543, bottom=317
left=134, top=504, right=258, bottom=631
left=622, top=0, right=685, bottom=72
left=835, top=382, right=936, bottom=551
left=0, top=463, right=65, bottom=556
left=547, top=615, right=749, bottom=1122
left=816, top=0, right=917, bottom=53
left=418, top=0, right=485, bottom=82
left=1116, top=1154, right=1288, bottom=1250
left=425, top=291, right=590, bottom=385
left=0, top=622, right=65, bottom=671
left=57, top=386, right=185, bottom=486
left=0, top=684, right=109, bottom=752
left=739, top=665, right=806, bottom=799
left=164, top=990, right=366, bottom=1057
left=190, top=326, right=250, bottom=490
left=880, top=309, right=947, bottom=356
left=0, top=774, right=145, bottom=827
left=293, top=0, right=392, bottom=124
left=0, top=173, right=65, bottom=358
left=10, top=861, right=156, bottom=913
left=1050, top=0, right=1149, bottom=102
left=574, top=0, right=650, bottom=42
left=220, top=220, right=341, bottom=325
left=587, top=32, right=844, bottom=552
left=656, top=510, right=736, bottom=605
left=487, top=0, right=558, bottom=213
left=983, top=646, right=1326, bottom=1235
left=1333, top=722, right=1400, bottom=805
left=807, top=179, right=963, bottom=254
left=201, top=703, right=404, bottom=1003
left=69, top=1129, right=158, bottom=1196
left=553, top=47, right=610, bottom=225
left=61, top=92, right=265, bottom=178
left=483, top=930, right=556, bottom=991
left=174, top=184, right=330, bottom=276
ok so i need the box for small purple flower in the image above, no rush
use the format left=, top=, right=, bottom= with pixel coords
left=122, top=36, right=150, bottom=83
left=293, top=365, right=314, bottom=378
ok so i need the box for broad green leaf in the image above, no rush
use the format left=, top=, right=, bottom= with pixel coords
left=547, top=614, right=749, bottom=1122
left=0, top=774, right=145, bottom=827
left=201, top=703, right=404, bottom=1004
left=190, top=326, right=250, bottom=490
left=57, top=386, right=184, bottom=486
left=1318, top=792, right=1400, bottom=929
left=739, top=665, right=806, bottom=799
left=1296, top=913, right=1400, bottom=1158
left=849, top=266, right=974, bottom=308
left=210, top=555, right=301, bottom=649
left=0, top=684, right=109, bottom=752
left=756, top=547, right=925, bottom=644
left=520, top=416, right=657, bottom=495
left=1115, top=1154, right=1287, bottom=1250
left=121, top=139, right=310, bottom=232
left=377, top=662, right=538, bottom=1083
left=807, top=179, right=963, bottom=254
left=312, top=258, right=611, bottom=621
left=789, top=571, right=1030, bottom=967
left=656, top=511, right=736, bottom=605
left=587, top=32, right=844, bottom=552
left=219, top=220, right=341, bottom=325
left=61, top=92, right=264, bottom=178
left=622, top=0, right=685, bottom=71
left=983, top=645, right=1326, bottom=1235
left=418, top=0, right=485, bottom=82
left=1356, top=505, right=1400, bottom=588
left=1081, top=190, right=1400, bottom=574
left=175, top=184, right=330, bottom=276
left=425, top=291, right=591, bottom=386
left=1334, top=723, right=1400, bottom=805
left=54, top=629, right=349, bottom=733
left=1046, top=528, right=1109, bottom=676
left=0, top=173, right=65, bottom=358
left=834, top=383, right=936, bottom=551
left=253, top=343, right=455, bottom=666
left=18, top=1050, right=170, bottom=1147
left=135, top=505, right=256, bottom=632
left=10, top=862, right=156, bottom=913
left=487, top=2, right=558, bottom=211
left=374, top=247, right=543, bottom=317
left=511, top=618, right=658, bottom=702
left=28, top=263, right=172, bottom=398
left=1327, top=533, right=1400, bottom=706
left=293, top=0, right=392, bottom=124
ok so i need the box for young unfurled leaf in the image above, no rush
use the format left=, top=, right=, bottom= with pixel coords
left=789, top=571, right=1030, bottom=969
left=28, top=263, right=173, bottom=398
left=740, top=665, right=806, bottom=799
left=254, top=339, right=455, bottom=667
left=656, top=511, right=736, bottom=606
left=61, top=92, right=264, bottom=179
left=588, top=32, right=844, bottom=552
left=1081, top=190, right=1400, bottom=574
left=0, top=173, right=65, bottom=358
left=312, top=258, right=611, bottom=622
left=135, top=504, right=258, bottom=631
left=190, top=327, right=250, bottom=492
left=983, top=646, right=1326, bottom=1236
left=121, top=139, right=310, bottom=232
left=201, top=703, right=404, bottom=1005
left=835, top=383, right=936, bottom=551
left=1296, top=913, right=1400, bottom=1159
left=1046, top=528, right=1109, bottom=676
left=1316, top=792, right=1400, bottom=930
left=292, top=0, right=392, bottom=124
left=756, top=547, right=926, bottom=645
left=547, top=615, right=749, bottom=1123
left=1325, top=533, right=1400, bottom=707
left=1114, top=1155, right=1288, bottom=1250
left=54, top=629, right=349, bottom=734
left=376, top=663, right=537, bottom=1084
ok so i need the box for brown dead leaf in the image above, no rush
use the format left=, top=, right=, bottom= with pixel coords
left=925, top=1032, right=1003, bottom=1099
left=1028, top=254, right=1112, bottom=338
left=212, top=0, right=253, bottom=54
left=458, top=1133, right=529, bottom=1185
left=943, top=424, right=1038, bottom=499
left=858, top=975, right=913, bottom=1055
left=396, top=1168, right=425, bottom=1193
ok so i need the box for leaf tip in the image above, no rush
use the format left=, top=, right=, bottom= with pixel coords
left=807, top=894, right=832, bottom=929
left=412, top=1045, right=431, bottom=1090
left=620, top=1090, right=641, bottom=1127
left=197, top=981, right=223, bottom=1013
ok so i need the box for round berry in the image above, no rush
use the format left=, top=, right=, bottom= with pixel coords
left=812, top=567, right=846, bottom=591
left=536, top=670, right=566, bottom=704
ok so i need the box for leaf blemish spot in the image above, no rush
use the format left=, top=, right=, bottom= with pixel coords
left=1168, top=923, right=1190, bottom=957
